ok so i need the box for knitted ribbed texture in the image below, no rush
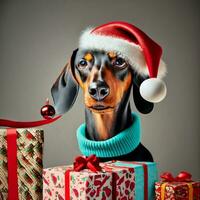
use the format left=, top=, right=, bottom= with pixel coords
left=76, top=112, right=141, bottom=158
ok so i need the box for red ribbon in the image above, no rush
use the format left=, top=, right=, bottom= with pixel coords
left=132, top=162, right=148, bottom=200
left=0, top=115, right=61, bottom=128
left=65, top=155, right=102, bottom=200
left=160, top=171, right=192, bottom=182
left=65, top=169, right=72, bottom=200
left=7, top=129, right=18, bottom=200
left=73, top=154, right=102, bottom=172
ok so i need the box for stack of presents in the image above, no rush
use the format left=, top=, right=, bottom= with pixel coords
left=0, top=128, right=199, bottom=199
left=0, top=21, right=200, bottom=199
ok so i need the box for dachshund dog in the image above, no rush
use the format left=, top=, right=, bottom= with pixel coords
left=51, top=49, right=154, bottom=162
left=51, top=21, right=167, bottom=162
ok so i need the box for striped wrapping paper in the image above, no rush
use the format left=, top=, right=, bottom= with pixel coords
left=0, top=129, right=43, bottom=200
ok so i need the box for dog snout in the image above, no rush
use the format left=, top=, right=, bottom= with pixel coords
left=88, top=81, right=110, bottom=101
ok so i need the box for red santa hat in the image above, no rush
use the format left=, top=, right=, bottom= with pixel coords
left=79, top=21, right=167, bottom=103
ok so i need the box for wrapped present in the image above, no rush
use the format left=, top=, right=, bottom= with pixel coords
left=43, top=155, right=158, bottom=200
left=0, top=128, right=44, bottom=200
left=43, top=155, right=114, bottom=199
left=155, top=171, right=200, bottom=200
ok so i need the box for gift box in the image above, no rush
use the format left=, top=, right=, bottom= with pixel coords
left=43, top=165, right=114, bottom=200
left=155, top=172, right=200, bottom=200
left=0, top=128, right=44, bottom=200
left=43, top=155, right=158, bottom=200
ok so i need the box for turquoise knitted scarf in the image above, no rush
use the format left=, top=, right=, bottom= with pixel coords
left=76, top=112, right=141, bottom=158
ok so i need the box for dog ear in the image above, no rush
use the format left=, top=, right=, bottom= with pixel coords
left=51, top=49, right=79, bottom=114
left=132, top=73, right=154, bottom=114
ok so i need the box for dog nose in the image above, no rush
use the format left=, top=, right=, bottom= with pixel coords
left=88, top=81, right=110, bottom=101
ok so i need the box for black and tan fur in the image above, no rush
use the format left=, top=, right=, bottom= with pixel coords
left=51, top=49, right=154, bottom=162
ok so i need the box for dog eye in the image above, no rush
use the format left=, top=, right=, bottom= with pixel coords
left=113, top=57, right=127, bottom=68
left=78, top=59, right=88, bottom=68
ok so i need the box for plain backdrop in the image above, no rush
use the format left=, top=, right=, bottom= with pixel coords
left=0, top=0, right=199, bottom=179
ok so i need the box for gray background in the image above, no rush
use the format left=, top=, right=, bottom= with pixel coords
left=0, top=0, right=200, bottom=179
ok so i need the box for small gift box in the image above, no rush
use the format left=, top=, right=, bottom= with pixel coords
left=43, top=155, right=158, bottom=200
left=0, top=128, right=44, bottom=200
left=155, top=171, right=200, bottom=200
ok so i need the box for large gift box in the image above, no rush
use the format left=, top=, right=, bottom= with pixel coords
left=43, top=155, right=158, bottom=200
left=0, top=128, right=44, bottom=200
left=155, top=172, right=200, bottom=200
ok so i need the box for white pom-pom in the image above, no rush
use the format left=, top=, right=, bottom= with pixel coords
left=140, top=78, right=167, bottom=103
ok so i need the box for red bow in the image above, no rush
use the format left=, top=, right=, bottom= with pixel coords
left=73, top=155, right=102, bottom=172
left=160, top=171, right=192, bottom=182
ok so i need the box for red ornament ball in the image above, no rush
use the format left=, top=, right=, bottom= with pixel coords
left=40, top=100, right=55, bottom=119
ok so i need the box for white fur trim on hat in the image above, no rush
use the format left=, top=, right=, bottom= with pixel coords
left=79, top=28, right=167, bottom=78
